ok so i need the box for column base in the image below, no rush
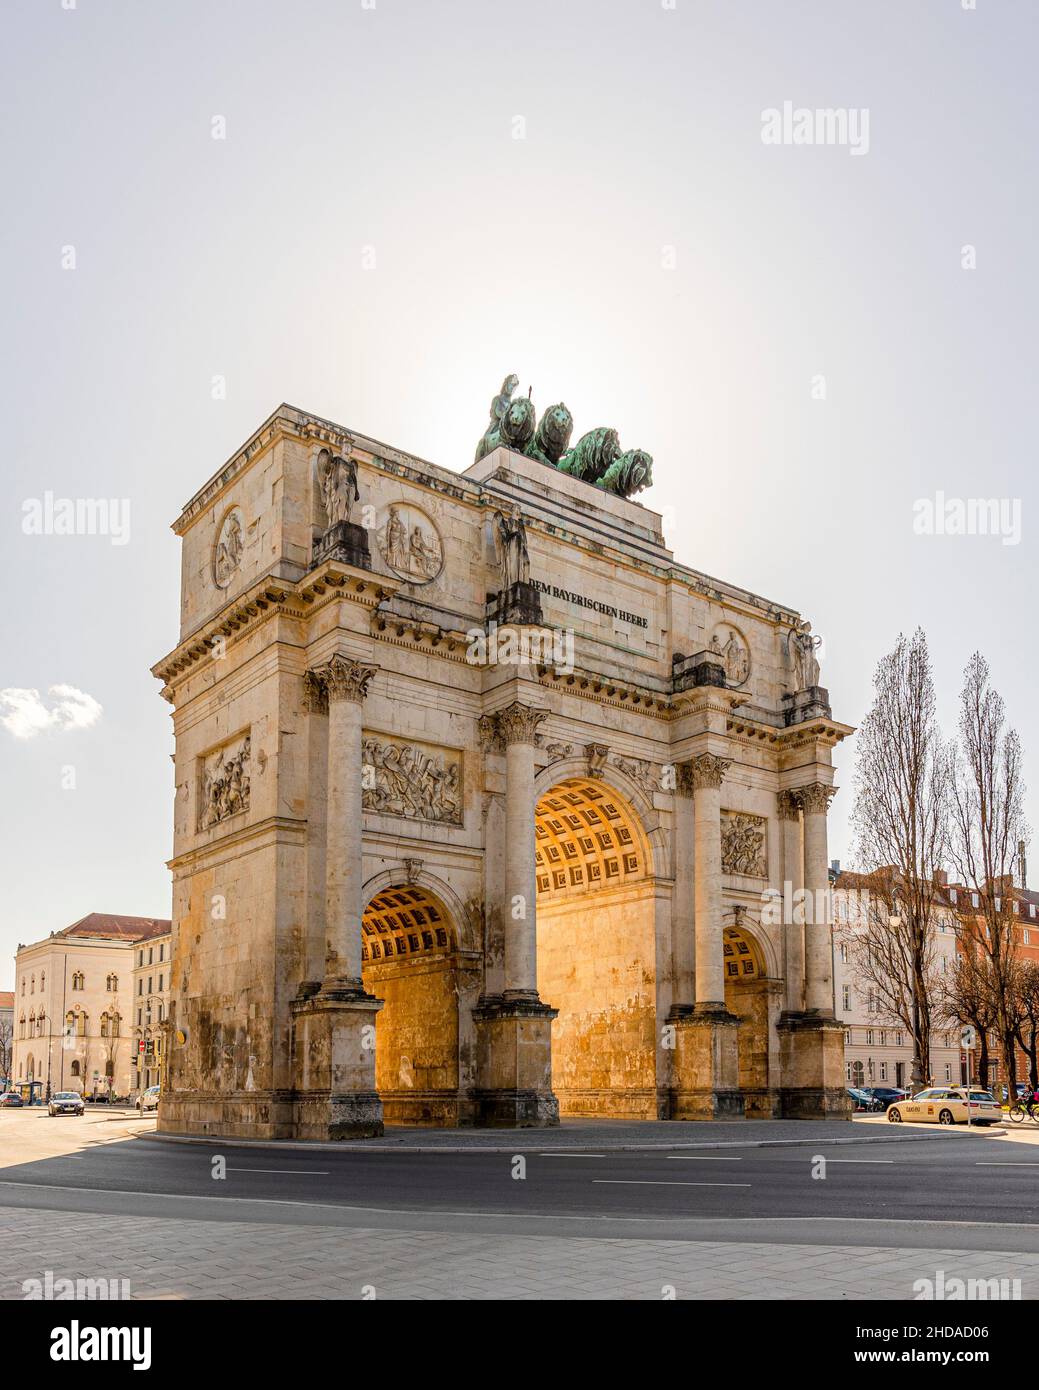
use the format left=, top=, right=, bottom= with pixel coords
left=669, top=1008, right=745, bottom=1120
left=290, top=989, right=385, bottom=1139
left=472, top=994, right=559, bottom=1128
left=778, top=1010, right=852, bottom=1120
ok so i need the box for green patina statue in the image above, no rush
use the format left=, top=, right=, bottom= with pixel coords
left=474, top=376, right=652, bottom=498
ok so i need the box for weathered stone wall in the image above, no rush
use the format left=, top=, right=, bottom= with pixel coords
left=363, top=956, right=460, bottom=1125
left=536, top=883, right=658, bottom=1118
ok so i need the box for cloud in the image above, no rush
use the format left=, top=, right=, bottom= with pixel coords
left=0, top=685, right=103, bottom=739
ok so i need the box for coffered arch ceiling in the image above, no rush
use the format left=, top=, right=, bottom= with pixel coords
left=535, top=778, right=647, bottom=899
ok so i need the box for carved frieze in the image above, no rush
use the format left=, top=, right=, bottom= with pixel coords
left=362, top=735, right=462, bottom=825
left=721, top=811, right=768, bottom=878
left=708, top=625, right=750, bottom=687
left=613, top=754, right=655, bottom=792
left=198, top=731, right=251, bottom=830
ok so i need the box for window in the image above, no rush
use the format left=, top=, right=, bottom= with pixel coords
left=844, top=1030, right=852, bottom=1045
left=138, top=950, right=143, bottom=967
left=100, top=1013, right=110, bottom=1038
left=866, top=1029, right=874, bottom=1046
left=840, top=943, right=848, bottom=963
left=148, top=977, right=153, bottom=995
left=160, top=944, right=165, bottom=961
left=880, top=1062, right=888, bottom=1081
left=137, top=1009, right=142, bottom=1027
left=70, top=1060, right=80, bottom=1077
left=158, top=974, right=163, bottom=992
left=71, top=972, right=84, bottom=991
left=842, top=986, right=850, bottom=1011
left=851, top=1060, right=865, bottom=1087
left=944, top=1063, right=952, bottom=1082
left=157, top=1003, right=164, bottom=1023
left=880, top=1031, right=887, bottom=1046
left=40, top=971, right=44, bottom=990
left=106, top=974, right=118, bottom=991
left=148, top=948, right=153, bottom=965
left=138, top=980, right=143, bottom=996
left=30, top=975, right=34, bottom=994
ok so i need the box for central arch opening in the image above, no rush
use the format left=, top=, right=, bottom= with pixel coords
left=361, top=885, right=461, bottom=1126
left=723, top=917, right=773, bottom=1115
left=534, top=777, right=658, bottom=1119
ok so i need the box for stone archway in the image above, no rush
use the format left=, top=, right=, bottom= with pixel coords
left=534, top=777, right=658, bottom=1118
left=723, top=914, right=781, bottom=1118
left=361, top=884, right=465, bottom=1126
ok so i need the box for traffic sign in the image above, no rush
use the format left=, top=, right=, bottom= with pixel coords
left=960, top=1025, right=977, bottom=1049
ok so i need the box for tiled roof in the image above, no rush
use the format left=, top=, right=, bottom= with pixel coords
left=0, top=991, right=14, bottom=1009
left=55, top=913, right=171, bottom=943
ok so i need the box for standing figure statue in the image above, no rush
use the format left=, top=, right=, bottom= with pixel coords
left=319, top=449, right=360, bottom=526
left=474, top=373, right=521, bottom=462
left=493, top=509, right=531, bottom=590
left=789, top=620, right=822, bottom=691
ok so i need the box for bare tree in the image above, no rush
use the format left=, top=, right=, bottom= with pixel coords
left=0, top=1017, right=12, bottom=1083
left=1014, top=962, right=1039, bottom=1092
left=942, top=947, right=997, bottom=1089
left=851, top=630, right=950, bottom=1088
left=949, top=652, right=1030, bottom=1098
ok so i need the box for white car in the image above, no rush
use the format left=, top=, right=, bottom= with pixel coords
left=136, top=1086, right=161, bottom=1112
left=887, top=1086, right=1002, bottom=1127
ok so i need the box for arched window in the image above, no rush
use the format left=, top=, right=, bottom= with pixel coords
left=65, top=1011, right=75, bottom=1038
left=111, top=1013, right=121, bottom=1037
left=70, top=1060, right=81, bottom=1077
left=78, top=1013, right=87, bottom=1037
left=100, top=1012, right=110, bottom=1038
left=36, top=1013, right=45, bottom=1036
left=40, top=971, right=45, bottom=991
left=71, top=972, right=84, bottom=991
left=26, top=1054, right=35, bottom=1080
left=106, top=973, right=118, bottom=992
left=105, top=1060, right=114, bottom=1078
left=19, top=1015, right=26, bottom=1039
left=157, top=1003, right=164, bottom=1023
left=30, top=975, right=35, bottom=994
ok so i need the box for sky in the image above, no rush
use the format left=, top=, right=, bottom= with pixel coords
left=1, top=0, right=1037, bottom=985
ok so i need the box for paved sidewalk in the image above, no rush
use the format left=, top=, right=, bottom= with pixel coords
left=1, top=1207, right=1035, bottom=1300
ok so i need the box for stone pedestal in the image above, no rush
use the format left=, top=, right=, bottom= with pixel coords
left=486, top=580, right=543, bottom=627
left=669, top=1008, right=745, bottom=1120
left=290, top=991, right=385, bottom=1139
left=472, top=996, right=559, bottom=1126
left=313, top=520, right=371, bottom=570
left=777, top=1012, right=852, bottom=1120
left=782, top=686, right=832, bottom=724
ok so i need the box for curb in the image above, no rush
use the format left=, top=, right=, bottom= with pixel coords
left=143, top=1126, right=1006, bottom=1156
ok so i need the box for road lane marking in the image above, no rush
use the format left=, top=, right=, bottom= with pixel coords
left=227, top=1167, right=330, bottom=1175
left=538, top=1153, right=606, bottom=1159
left=667, top=1155, right=742, bottom=1161
left=976, top=1161, right=1039, bottom=1167
left=592, top=1179, right=751, bottom=1188
left=823, top=1159, right=894, bottom=1165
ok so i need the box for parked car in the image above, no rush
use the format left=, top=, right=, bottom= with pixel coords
left=48, top=1092, right=84, bottom=1118
left=887, top=1086, right=1002, bottom=1127
left=136, top=1086, right=160, bottom=1112
left=847, top=1087, right=878, bottom=1112
left=860, top=1086, right=909, bottom=1110
left=0, top=1092, right=24, bottom=1108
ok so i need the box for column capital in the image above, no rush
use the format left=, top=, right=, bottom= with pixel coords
left=495, top=702, right=548, bottom=747
left=794, top=782, right=837, bottom=815
left=687, top=752, right=731, bottom=791
left=302, top=669, right=329, bottom=715
left=314, top=654, right=377, bottom=704
left=776, top=789, right=801, bottom=821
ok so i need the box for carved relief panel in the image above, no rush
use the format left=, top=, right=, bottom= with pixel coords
left=721, top=810, right=768, bottom=878
left=375, top=504, right=444, bottom=584
left=198, top=731, right=251, bottom=831
left=362, top=734, right=462, bottom=825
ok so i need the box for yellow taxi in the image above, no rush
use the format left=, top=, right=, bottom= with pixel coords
left=887, top=1086, right=1002, bottom=1127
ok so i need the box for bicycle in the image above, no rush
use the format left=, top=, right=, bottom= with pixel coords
left=1008, top=1098, right=1039, bottom=1124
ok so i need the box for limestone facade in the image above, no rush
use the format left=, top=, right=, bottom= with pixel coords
left=152, top=404, right=853, bottom=1138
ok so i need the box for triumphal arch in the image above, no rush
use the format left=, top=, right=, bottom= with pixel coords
left=153, top=382, right=853, bottom=1138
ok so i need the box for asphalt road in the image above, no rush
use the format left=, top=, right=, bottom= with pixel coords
left=2, top=1128, right=1039, bottom=1251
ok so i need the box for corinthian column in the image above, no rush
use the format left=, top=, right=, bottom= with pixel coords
left=797, top=782, right=837, bottom=1016
left=314, top=654, right=377, bottom=994
left=777, top=790, right=804, bottom=1013
left=497, top=701, right=547, bottom=1000
left=689, top=752, right=732, bottom=1013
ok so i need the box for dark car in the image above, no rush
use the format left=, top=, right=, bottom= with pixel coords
left=0, top=1092, right=24, bottom=1108
left=846, top=1087, right=876, bottom=1112
left=861, top=1086, right=909, bottom=1110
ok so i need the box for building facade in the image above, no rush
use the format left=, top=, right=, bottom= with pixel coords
left=0, top=991, right=13, bottom=1086
left=152, top=399, right=853, bottom=1140
left=832, top=870, right=961, bottom=1089
left=131, top=928, right=173, bottom=1092
left=11, top=914, right=170, bottom=1099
